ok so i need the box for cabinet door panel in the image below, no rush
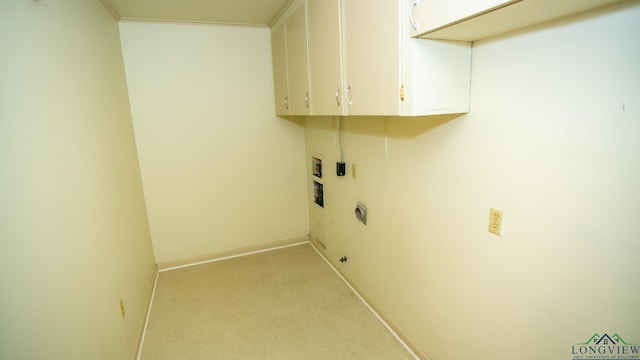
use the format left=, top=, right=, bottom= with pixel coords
left=271, top=24, right=290, bottom=116
left=343, top=0, right=401, bottom=115
left=308, top=0, right=344, bottom=116
left=286, top=3, right=311, bottom=115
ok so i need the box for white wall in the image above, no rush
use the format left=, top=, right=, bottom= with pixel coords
left=0, top=1, right=156, bottom=359
left=119, top=22, right=309, bottom=264
left=305, top=2, right=640, bottom=359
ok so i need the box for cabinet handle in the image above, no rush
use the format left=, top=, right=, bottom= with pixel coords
left=346, top=84, right=353, bottom=106
left=409, top=0, right=419, bottom=31
left=284, top=96, right=289, bottom=110
left=305, top=92, right=310, bottom=108
left=335, top=86, right=341, bottom=106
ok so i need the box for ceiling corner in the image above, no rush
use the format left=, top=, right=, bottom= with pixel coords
left=268, top=0, right=296, bottom=28
left=99, top=0, right=121, bottom=21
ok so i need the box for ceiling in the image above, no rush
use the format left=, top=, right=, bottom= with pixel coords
left=102, top=0, right=294, bottom=27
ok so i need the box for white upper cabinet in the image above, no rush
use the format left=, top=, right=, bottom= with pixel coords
left=306, top=0, right=471, bottom=116
left=307, top=0, right=344, bottom=116
left=271, top=24, right=290, bottom=116
left=410, top=0, right=625, bottom=41
left=270, top=0, right=311, bottom=116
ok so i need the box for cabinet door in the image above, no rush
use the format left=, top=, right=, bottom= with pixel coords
left=343, top=0, right=401, bottom=116
left=285, top=3, right=312, bottom=116
left=410, top=0, right=515, bottom=37
left=307, top=0, right=344, bottom=116
left=271, top=24, right=290, bottom=116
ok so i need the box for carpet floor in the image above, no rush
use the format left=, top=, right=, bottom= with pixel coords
left=139, top=243, right=416, bottom=359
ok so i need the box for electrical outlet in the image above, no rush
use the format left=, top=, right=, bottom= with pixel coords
left=119, top=299, right=126, bottom=319
left=488, top=208, right=503, bottom=236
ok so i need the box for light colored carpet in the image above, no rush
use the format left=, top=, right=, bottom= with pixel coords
left=139, top=243, right=416, bottom=359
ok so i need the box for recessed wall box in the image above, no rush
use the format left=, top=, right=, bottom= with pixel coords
left=355, top=202, right=367, bottom=225
left=313, top=181, right=324, bottom=208
left=312, top=157, right=322, bottom=178
left=336, top=162, right=346, bottom=176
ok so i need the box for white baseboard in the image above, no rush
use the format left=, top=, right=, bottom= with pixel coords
left=134, top=236, right=310, bottom=359
left=156, top=235, right=310, bottom=272
left=134, top=264, right=159, bottom=360
left=308, top=241, right=431, bottom=360
left=136, top=236, right=427, bottom=360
